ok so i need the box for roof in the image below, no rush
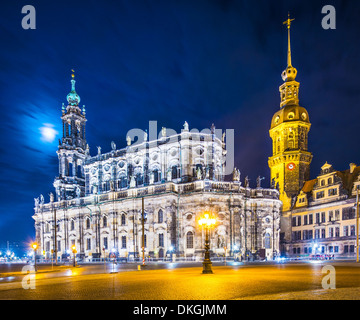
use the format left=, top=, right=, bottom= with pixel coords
left=300, top=164, right=360, bottom=195
left=335, top=164, right=360, bottom=195
left=301, top=179, right=317, bottom=193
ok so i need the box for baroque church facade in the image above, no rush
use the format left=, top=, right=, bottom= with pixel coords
left=33, top=72, right=281, bottom=262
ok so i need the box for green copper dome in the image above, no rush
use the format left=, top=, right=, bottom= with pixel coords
left=66, top=75, right=80, bottom=106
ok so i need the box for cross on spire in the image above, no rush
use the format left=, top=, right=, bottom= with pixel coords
left=283, top=13, right=295, bottom=67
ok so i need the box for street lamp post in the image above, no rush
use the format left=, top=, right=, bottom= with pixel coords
left=198, top=213, right=216, bottom=274
left=32, top=242, right=38, bottom=272
left=71, top=245, right=77, bottom=267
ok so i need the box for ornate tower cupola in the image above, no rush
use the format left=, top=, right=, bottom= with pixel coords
left=279, top=14, right=300, bottom=108
left=60, top=71, right=87, bottom=150
left=268, top=15, right=313, bottom=213
left=53, top=71, right=88, bottom=200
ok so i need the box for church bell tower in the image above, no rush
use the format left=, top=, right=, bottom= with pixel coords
left=268, top=15, right=312, bottom=213
left=53, top=71, right=88, bottom=200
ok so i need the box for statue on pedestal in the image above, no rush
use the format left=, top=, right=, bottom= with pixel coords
left=256, top=176, right=265, bottom=188
left=232, top=167, right=240, bottom=182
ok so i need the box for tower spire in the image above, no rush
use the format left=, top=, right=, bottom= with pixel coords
left=281, top=13, right=297, bottom=82
left=283, top=13, right=294, bottom=67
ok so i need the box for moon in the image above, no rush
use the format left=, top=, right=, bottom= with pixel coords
left=40, top=123, right=58, bottom=143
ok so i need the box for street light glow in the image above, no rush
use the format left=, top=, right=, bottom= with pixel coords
left=198, top=212, right=216, bottom=227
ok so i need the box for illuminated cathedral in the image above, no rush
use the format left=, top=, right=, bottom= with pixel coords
left=32, top=72, right=281, bottom=262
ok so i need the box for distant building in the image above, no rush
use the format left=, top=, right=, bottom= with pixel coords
left=32, top=72, right=281, bottom=262
left=287, top=162, right=360, bottom=259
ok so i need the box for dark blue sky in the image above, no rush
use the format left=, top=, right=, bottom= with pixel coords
left=1, top=0, right=360, bottom=246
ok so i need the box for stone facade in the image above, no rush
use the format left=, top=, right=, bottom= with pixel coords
left=32, top=74, right=282, bottom=262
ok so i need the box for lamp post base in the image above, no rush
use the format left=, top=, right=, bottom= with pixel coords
left=202, top=260, right=213, bottom=274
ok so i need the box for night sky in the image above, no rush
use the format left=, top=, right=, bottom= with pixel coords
left=1, top=0, right=360, bottom=248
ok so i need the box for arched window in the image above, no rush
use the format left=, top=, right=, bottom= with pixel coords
left=121, top=214, right=126, bottom=226
left=121, top=236, right=126, bottom=249
left=186, top=231, right=194, bottom=249
left=136, top=173, right=143, bottom=186
left=153, top=169, right=159, bottom=183
left=158, top=233, right=164, bottom=247
left=171, top=166, right=178, bottom=179
left=264, top=233, right=271, bottom=249
left=103, top=216, right=107, bottom=227
left=68, top=162, right=73, bottom=177
left=158, top=209, right=163, bottom=223
left=118, top=176, right=127, bottom=189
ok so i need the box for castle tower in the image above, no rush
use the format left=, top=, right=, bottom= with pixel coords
left=268, top=15, right=312, bottom=213
left=53, top=71, right=88, bottom=200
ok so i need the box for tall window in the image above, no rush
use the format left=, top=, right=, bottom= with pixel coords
left=321, top=229, right=326, bottom=238
left=86, top=238, right=91, bottom=250
left=118, top=176, right=127, bottom=189
left=321, top=212, right=326, bottom=223
left=103, top=216, right=107, bottom=227
left=121, top=236, right=126, bottom=249
left=71, top=220, right=75, bottom=231
left=264, top=233, right=271, bottom=249
left=158, top=209, right=163, bottom=223
left=136, top=173, right=143, bottom=186
left=171, top=166, right=178, bottom=179
left=153, top=169, right=159, bottom=183
left=159, top=233, right=164, bottom=247
left=186, top=231, right=194, bottom=249
left=121, top=214, right=126, bottom=226
left=335, top=227, right=340, bottom=237
left=103, top=237, right=108, bottom=250
left=86, top=218, right=91, bottom=229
